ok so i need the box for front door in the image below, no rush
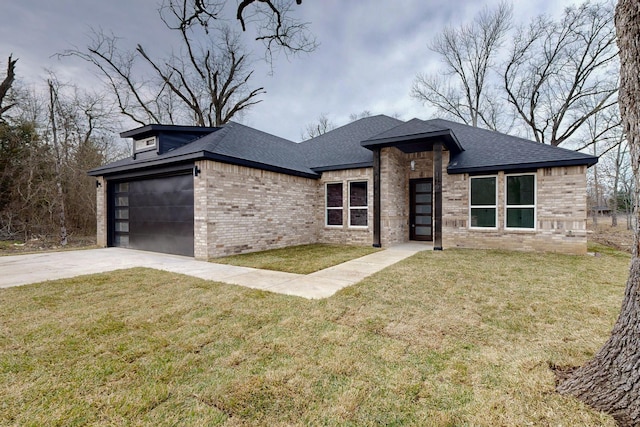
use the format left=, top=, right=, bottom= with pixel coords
left=410, top=178, right=433, bottom=241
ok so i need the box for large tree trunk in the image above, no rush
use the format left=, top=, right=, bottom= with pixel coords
left=555, top=2, right=640, bottom=425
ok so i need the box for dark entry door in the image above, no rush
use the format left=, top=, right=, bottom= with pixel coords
left=110, top=172, right=194, bottom=256
left=410, top=179, right=433, bottom=241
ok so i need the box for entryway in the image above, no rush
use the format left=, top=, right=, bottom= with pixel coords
left=410, top=178, right=433, bottom=241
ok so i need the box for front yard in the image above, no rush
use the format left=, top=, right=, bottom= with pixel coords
left=0, top=245, right=628, bottom=426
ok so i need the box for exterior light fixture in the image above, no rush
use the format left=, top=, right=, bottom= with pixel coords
left=410, top=160, right=416, bottom=171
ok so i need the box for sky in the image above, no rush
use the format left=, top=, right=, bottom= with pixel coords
left=1, top=0, right=580, bottom=142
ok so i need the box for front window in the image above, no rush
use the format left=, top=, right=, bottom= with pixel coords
left=326, top=183, right=343, bottom=226
left=506, top=174, right=535, bottom=229
left=470, top=176, right=497, bottom=228
left=349, top=181, right=368, bottom=227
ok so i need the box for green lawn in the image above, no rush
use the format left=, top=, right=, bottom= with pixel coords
left=0, top=247, right=627, bottom=426
left=212, top=243, right=380, bottom=274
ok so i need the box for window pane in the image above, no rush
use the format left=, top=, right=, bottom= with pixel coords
left=327, top=209, right=343, bottom=226
left=416, top=194, right=431, bottom=203
left=471, top=177, right=496, bottom=206
left=507, top=175, right=534, bottom=205
left=115, top=196, right=128, bottom=207
left=415, top=215, right=431, bottom=225
left=327, top=183, right=343, bottom=208
left=115, top=221, right=129, bottom=232
left=349, top=182, right=367, bottom=207
left=471, top=208, right=496, bottom=227
left=415, top=226, right=431, bottom=236
left=416, top=183, right=432, bottom=192
left=115, top=208, right=129, bottom=219
left=506, top=208, right=535, bottom=228
left=350, top=208, right=368, bottom=226
left=115, top=182, right=129, bottom=193
left=416, top=205, right=432, bottom=214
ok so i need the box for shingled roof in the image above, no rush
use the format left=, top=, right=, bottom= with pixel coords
left=90, top=115, right=597, bottom=178
left=90, top=122, right=318, bottom=178
left=298, top=115, right=404, bottom=171
left=426, top=119, right=598, bottom=173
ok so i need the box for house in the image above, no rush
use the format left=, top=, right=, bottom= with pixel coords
left=88, top=115, right=598, bottom=258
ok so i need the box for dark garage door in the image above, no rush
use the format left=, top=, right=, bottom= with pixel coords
left=111, top=173, right=194, bottom=256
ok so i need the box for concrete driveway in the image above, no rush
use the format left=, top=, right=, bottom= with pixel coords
left=0, top=244, right=429, bottom=299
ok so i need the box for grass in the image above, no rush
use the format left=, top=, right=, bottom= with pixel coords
left=212, top=243, right=380, bottom=274
left=0, top=247, right=629, bottom=426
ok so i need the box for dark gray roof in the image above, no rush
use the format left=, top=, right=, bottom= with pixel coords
left=90, top=115, right=597, bottom=179
left=90, top=122, right=318, bottom=178
left=298, top=115, right=404, bottom=171
left=426, top=119, right=598, bottom=173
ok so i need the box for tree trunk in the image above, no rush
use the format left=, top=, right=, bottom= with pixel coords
left=48, top=81, right=68, bottom=247
left=612, top=141, right=623, bottom=227
left=556, top=2, right=640, bottom=425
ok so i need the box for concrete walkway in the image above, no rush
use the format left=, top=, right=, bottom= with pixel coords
left=0, top=243, right=430, bottom=299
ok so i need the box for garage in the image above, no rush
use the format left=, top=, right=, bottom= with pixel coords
left=109, top=172, right=194, bottom=257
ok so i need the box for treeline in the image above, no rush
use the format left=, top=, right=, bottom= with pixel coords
left=0, top=60, right=125, bottom=244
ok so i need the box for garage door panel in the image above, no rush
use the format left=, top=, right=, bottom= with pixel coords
left=130, top=189, right=193, bottom=207
left=130, top=206, right=194, bottom=223
left=111, top=172, right=194, bottom=257
left=129, top=220, right=194, bottom=237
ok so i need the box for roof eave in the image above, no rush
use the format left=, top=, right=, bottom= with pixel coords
left=311, top=162, right=373, bottom=172
left=89, top=151, right=320, bottom=179
left=120, top=124, right=219, bottom=138
left=447, top=157, right=599, bottom=175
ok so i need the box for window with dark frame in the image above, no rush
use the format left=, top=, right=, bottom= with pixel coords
left=470, top=176, right=497, bottom=228
left=506, top=174, right=535, bottom=229
left=326, top=183, right=343, bottom=226
left=349, top=181, right=368, bottom=227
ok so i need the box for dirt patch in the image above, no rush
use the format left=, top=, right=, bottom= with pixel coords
left=588, top=216, right=633, bottom=253
left=0, top=235, right=97, bottom=255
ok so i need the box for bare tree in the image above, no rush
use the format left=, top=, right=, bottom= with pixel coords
left=411, top=2, right=512, bottom=130
left=63, top=1, right=266, bottom=127
left=301, top=112, right=334, bottom=140
left=554, top=1, right=640, bottom=425
left=349, top=110, right=372, bottom=122
left=0, top=55, right=18, bottom=121
left=236, top=0, right=316, bottom=63
left=504, top=1, right=618, bottom=146
left=610, top=135, right=627, bottom=227
left=47, top=79, right=68, bottom=246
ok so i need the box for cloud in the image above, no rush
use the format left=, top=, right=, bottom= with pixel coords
left=1, top=0, right=583, bottom=141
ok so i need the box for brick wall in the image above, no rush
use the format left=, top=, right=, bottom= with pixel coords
left=194, top=160, right=319, bottom=259
left=380, top=147, right=409, bottom=246
left=96, top=176, right=107, bottom=247
left=442, top=166, right=589, bottom=255
left=318, top=168, right=374, bottom=245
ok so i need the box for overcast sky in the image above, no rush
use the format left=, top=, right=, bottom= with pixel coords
left=2, top=0, right=580, bottom=141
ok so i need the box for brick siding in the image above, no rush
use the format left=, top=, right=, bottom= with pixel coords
left=193, top=160, right=319, bottom=259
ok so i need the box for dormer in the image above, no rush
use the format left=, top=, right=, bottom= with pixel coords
left=120, top=124, right=220, bottom=160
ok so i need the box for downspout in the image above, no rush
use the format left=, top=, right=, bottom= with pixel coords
left=373, top=147, right=381, bottom=247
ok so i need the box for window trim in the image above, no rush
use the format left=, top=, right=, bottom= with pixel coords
left=325, top=182, right=343, bottom=227
left=348, top=180, right=369, bottom=228
left=505, top=173, right=536, bottom=230
left=469, top=175, right=498, bottom=229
